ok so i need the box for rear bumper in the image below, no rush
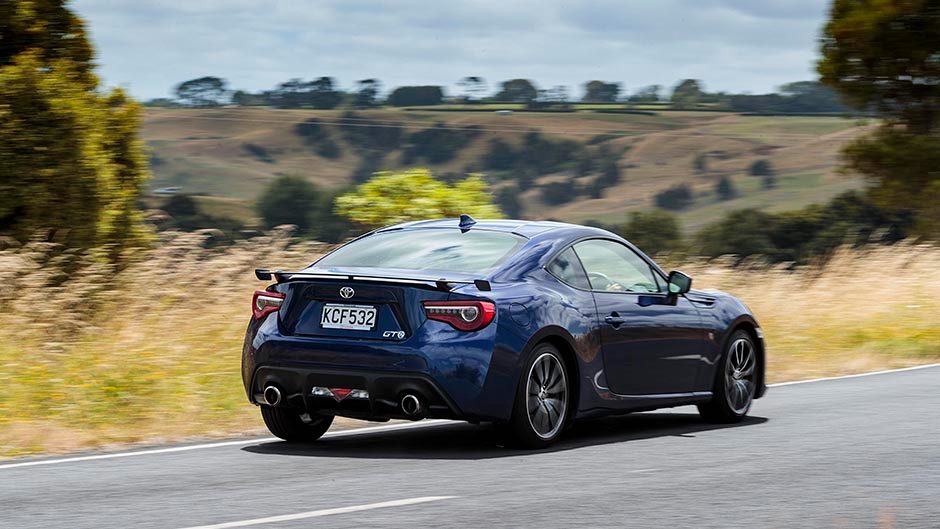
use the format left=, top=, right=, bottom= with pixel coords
left=241, top=315, right=514, bottom=422
left=249, top=365, right=462, bottom=420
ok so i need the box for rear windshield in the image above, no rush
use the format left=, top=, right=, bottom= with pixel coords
left=315, top=228, right=526, bottom=274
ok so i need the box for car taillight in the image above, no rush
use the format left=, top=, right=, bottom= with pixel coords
left=423, top=300, right=496, bottom=331
left=252, top=290, right=285, bottom=320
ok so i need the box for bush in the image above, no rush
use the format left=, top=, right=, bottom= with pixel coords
left=315, top=139, right=342, bottom=159
left=695, top=191, right=916, bottom=263
left=256, top=176, right=320, bottom=232
left=400, top=123, right=479, bottom=165
left=484, top=138, right=516, bottom=170
left=243, top=143, right=274, bottom=163
left=762, top=173, right=777, bottom=189
left=339, top=111, right=402, bottom=152
left=654, top=184, right=694, bottom=210
left=294, top=118, right=342, bottom=159
left=618, top=210, right=683, bottom=255
left=158, top=195, right=244, bottom=235
left=496, top=185, right=523, bottom=218
left=387, top=86, right=444, bottom=106
left=749, top=159, right=774, bottom=177
left=334, top=169, right=502, bottom=228
left=541, top=181, right=578, bottom=205
left=715, top=175, right=738, bottom=201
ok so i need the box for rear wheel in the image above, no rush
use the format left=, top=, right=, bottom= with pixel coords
left=260, top=406, right=334, bottom=442
left=698, top=330, right=757, bottom=423
left=503, top=343, right=570, bottom=449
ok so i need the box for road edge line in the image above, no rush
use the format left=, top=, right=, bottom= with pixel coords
left=768, top=362, right=940, bottom=388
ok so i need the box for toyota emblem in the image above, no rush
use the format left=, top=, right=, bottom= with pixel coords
left=339, top=287, right=355, bottom=299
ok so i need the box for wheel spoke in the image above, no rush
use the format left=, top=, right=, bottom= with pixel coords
left=525, top=353, right=568, bottom=439
left=724, top=338, right=757, bottom=414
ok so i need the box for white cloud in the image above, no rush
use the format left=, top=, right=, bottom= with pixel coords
left=71, top=0, right=830, bottom=99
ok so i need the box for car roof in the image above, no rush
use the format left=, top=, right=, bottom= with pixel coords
left=375, top=218, right=609, bottom=238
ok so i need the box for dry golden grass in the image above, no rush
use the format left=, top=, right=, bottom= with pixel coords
left=0, top=233, right=937, bottom=457
left=678, top=242, right=940, bottom=382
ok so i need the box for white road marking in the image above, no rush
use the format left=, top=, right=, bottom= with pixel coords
left=1, top=363, right=938, bottom=471
left=0, top=419, right=449, bottom=470
left=629, top=468, right=660, bottom=473
left=174, top=496, right=457, bottom=529
left=768, top=362, right=940, bottom=388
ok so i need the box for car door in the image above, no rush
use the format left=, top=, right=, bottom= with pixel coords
left=572, top=239, right=704, bottom=396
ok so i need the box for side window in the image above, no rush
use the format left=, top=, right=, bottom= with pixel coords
left=547, top=247, right=591, bottom=290
left=573, top=239, right=662, bottom=293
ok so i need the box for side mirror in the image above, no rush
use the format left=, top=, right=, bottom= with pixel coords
left=667, top=270, right=692, bottom=295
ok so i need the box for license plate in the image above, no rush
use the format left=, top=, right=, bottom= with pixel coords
left=320, top=304, right=377, bottom=331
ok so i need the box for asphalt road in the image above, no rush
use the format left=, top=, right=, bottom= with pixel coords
left=2, top=365, right=939, bottom=529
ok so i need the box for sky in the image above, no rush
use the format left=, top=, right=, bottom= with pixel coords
left=71, top=0, right=832, bottom=100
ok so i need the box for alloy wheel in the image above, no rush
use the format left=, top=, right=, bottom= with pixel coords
left=725, top=338, right=756, bottom=414
left=525, top=352, right=568, bottom=439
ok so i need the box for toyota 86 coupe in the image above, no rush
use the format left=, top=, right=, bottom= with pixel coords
left=242, top=215, right=766, bottom=448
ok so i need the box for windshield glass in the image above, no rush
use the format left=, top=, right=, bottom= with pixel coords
left=315, top=228, right=525, bottom=274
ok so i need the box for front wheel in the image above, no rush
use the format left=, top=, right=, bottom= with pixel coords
left=260, top=406, right=334, bottom=442
left=503, top=343, right=570, bottom=449
left=698, top=330, right=758, bottom=423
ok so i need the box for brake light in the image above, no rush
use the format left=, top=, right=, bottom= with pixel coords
left=423, top=300, right=496, bottom=331
left=252, top=290, right=285, bottom=320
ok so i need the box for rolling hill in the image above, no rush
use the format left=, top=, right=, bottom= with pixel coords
left=142, top=107, right=872, bottom=233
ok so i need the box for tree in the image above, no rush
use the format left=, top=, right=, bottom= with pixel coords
left=582, top=80, right=620, bottom=103
left=762, top=173, right=778, bottom=190
left=715, top=175, right=737, bottom=201
left=175, top=76, right=229, bottom=107
left=496, top=185, right=522, bottom=218
left=458, top=76, right=486, bottom=103
left=334, top=169, right=502, bottom=228
left=231, top=90, right=266, bottom=106
left=540, top=181, right=578, bottom=205
left=693, top=153, right=708, bottom=175
left=494, top=79, right=538, bottom=103
left=819, top=1, right=940, bottom=133
left=819, top=0, right=940, bottom=236
left=484, top=138, right=516, bottom=170
left=749, top=159, right=774, bottom=177
left=353, top=79, right=380, bottom=108
left=161, top=195, right=199, bottom=217
left=654, top=184, right=694, bottom=210
left=256, top=176, right=320, bottom=232
left=309, top=76, right=343, bottom=109
left=670, top=79, right=705, bottom=109
left=0, top=0, right=149, bottom=257
left=387, top=85, right=444, bottom=106
left=778, top=81, right=846, bottom=113
left=696, top=210, right=777, bottom=260
left=543, top=85, right=570, bottom=104
left=628, top=85, right=662, bottom=103
left=618, top=211, right=683, bottom=255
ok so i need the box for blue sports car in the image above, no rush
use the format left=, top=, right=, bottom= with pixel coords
left=242, top=216, right=766, bottom=448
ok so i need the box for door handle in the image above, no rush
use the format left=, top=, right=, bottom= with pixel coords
left=604, top=312, right=627, bottom=327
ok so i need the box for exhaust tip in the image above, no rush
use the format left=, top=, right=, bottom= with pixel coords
left=401, top=393, right=424, bottom=416
left=263, top=385, right=282, bottom=407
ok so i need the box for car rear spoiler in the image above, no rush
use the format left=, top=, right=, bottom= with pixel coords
left=254, top=268, right=492, bottom=292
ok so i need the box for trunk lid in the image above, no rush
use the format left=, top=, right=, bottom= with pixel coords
left=278, top=278, right=451, bottom=341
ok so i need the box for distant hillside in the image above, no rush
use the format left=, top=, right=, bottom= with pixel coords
left=142, top=107, right=872, bottom=232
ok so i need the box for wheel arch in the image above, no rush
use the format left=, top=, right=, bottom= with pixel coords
left=517, top=326, right=582, bottom=421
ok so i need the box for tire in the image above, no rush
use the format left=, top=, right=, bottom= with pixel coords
left=698, top=329, right=758, bottom=423
left=503, top=342, right=571, bottom=449
left=260, top=406, right=334, bottom=442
